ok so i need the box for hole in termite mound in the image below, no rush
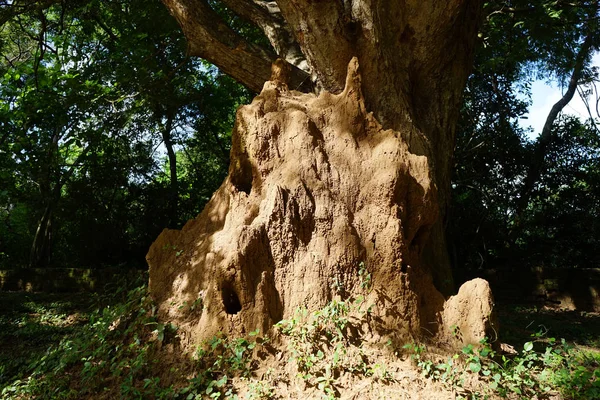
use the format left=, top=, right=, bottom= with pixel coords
left=221, top=284, right=242, bottom=315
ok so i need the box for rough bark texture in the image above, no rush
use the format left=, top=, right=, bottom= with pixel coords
left=147, top=60, right=495, bottom=346
left=160, top=0, right=313, bottom=93
left=272, top=0, right=482, bottom=295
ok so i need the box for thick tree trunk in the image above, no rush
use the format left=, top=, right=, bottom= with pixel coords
left=148, top=0, right=495, bottom=346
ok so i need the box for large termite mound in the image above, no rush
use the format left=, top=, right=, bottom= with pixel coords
left=147, top=58, right=495, bottom=347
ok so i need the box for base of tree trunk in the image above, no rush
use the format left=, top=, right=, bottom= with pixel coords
left=147, top=59, right=496, bottom=347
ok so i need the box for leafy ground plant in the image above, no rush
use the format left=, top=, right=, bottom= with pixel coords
left=0, top=278, right=265, bottom=400
left=2, top=272, right=599, bottom=399
left=404, top=334, right=600, bottom=399
left=0, top=292, right=95, bottom=391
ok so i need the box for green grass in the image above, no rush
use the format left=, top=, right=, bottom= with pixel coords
left=403, top=303, right=600, bottom=399
left=0, top=277, right=267, bottom=400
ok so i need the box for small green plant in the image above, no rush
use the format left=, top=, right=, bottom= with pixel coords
left=246, top=378, right=275, bottom=399
left=275, top=290, right=378, bottom=399
left=358, top=261, right=371, bottom=290
left=181, top=329, right=266, bottom=399
left=403, top=334, right=600, bottom=399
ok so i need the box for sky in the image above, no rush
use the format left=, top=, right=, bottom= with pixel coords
left=520, top=52, right=600, bottom=139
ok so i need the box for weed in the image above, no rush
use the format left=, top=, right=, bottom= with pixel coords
left=358, top=262, right=371, bottom=290
left=0, top=281, right=265, bottom=400
left=404, top=334, right=600, bottom=399
left=276, top=291, right=378, bottom=398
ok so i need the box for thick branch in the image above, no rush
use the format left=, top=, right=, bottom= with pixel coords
left=161, top=0, right=312, bottom=92
left=516, top=30, right=596, bottom=217
left=219, top=0, right=307, bottom=71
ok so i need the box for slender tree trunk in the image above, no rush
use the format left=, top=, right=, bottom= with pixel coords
left=148, top=0, right=495, bottom=347
left=161, top=110, right=179, bottom=227
left=30, top=202, right=53, bottom=268
left=28, top=129, right=90, bottom=268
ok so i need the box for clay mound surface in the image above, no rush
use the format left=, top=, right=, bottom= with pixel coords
left=146, top=58, right=495, bottom=347
left=443, top=278, right=498, bottom=345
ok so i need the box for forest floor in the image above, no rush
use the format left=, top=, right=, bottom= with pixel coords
left=0, top=287, right=599, bottom=399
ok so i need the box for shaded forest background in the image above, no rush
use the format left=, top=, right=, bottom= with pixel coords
left=0, top=0, right=599, bottom=280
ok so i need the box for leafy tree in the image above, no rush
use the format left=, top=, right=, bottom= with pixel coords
left=451, top=0, right=600, bottom=272
left=0, top=0, right=249, bottom=268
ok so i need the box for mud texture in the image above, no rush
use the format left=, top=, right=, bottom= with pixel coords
left=147, top=58, right=495, bottom=347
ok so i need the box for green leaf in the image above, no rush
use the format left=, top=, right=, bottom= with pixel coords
left=524, top=342, right=534, bottom=352
left=462, top=344, right=474, bottom=355
left=216, top=375, right=228, bottom=387
left=469, top=362, right=482, bottom=373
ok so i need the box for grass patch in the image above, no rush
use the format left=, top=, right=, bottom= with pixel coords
left=0, top=276, right=267, bottom=399
left=404, top=336, right=600, bottom=399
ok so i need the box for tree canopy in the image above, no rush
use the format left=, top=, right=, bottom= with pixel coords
left=0, top=0, right=250, bottom=268
left=0, top=0, right=598, bottom=276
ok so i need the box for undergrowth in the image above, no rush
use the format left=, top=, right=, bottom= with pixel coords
left=1, top=267, right=599, bottom=399
left=403, top=334, right=600, bottom=399
left=0, top=279, right=265, bottom=400
left=274, top=263, right=396, bottom=399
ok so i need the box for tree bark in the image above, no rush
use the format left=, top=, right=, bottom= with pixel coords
left=160, top=0, right=313, bottom=93
left=30, top=202, right=53, bottom=268
left=161, top=110, right=179, bottom=228
left=148, top=0, right=495, bottom=346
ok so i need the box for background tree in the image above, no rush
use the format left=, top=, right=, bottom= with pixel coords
left=0, top=0, right=249, bottom=269
left=451, top=0, right=600, bottom=273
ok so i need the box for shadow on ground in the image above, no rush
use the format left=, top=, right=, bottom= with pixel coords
left=0, top=292, right=96, bottom=387
left=498, top=303, right=600, bottom=349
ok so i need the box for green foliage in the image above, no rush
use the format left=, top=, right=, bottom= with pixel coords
left=452, top=0, right=600, bottom=272
left=404, top=335, right=600, bottom=399
left=0, top=292, right=96, bottom=390
left=275, top=277, right=382, bottom=399
left=0, top=0, right=249, bottom=269
left=185, top=330, right=266, bottom=399
left=0, top=277, right=267, bottom=400
left=1, top=282, right=171, bottom=399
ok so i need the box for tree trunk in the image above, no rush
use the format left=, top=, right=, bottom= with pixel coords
left=161, top=110, right=179, bottom=228
left=30, top=203, right=53, bottom=268
left=148, top=0, right=496, bottom=346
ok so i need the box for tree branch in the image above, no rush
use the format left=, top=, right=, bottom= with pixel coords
left=219, top=0, right=308, bottom=71
left=0, top=0, right=60, bottom=26
left=160, top=0, right=312, bottom=92
left=516, top=29, right=596, bottom=217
